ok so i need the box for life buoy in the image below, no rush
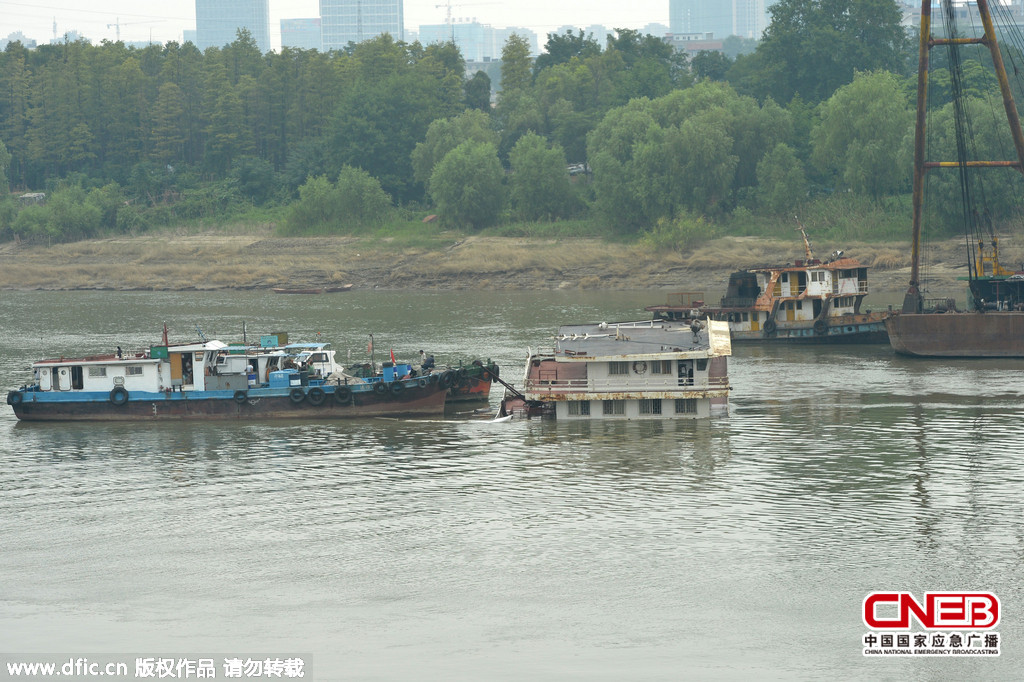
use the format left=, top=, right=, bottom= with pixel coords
left=334, top=385, right=352, bottom=402
left=307, top=387, right=326, bottom=406
left=234, top=390, right=248, bottom=404
left=389, top=381, right=403, bottom=397
left=813, top=319, right=828, bottom=335
left=109, top=386, right=129, bottom=406
left=373, top=382, right=388, bottom=394
left=6, top=391, right=22, bottom=406
left=289, top=387, right=305, bottom=403
left=763, top=319, right=777, bottom=335
left=633, top=361, right=647, bottom=374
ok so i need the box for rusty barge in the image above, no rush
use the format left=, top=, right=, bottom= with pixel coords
left=886, top=0, right=1024, bottom=356
left=647, top=230, right=890, bottom=343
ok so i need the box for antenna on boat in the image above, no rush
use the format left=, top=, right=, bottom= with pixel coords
left=794, top=217, right=814, bottom=261
left=195, top=324, right=207, bottom=342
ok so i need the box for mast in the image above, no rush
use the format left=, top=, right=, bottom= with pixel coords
left=903, top=0, right=1024, bottom=314
left=904, top=0, right=932, bottom=314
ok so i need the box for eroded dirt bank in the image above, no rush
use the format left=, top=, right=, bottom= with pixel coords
left=0, top=233, right=998, bottom=297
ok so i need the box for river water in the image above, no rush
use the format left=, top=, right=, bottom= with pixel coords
left=1, top=290, right=1023, bottom=681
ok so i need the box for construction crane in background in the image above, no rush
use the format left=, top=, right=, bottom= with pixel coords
left=106, top=17, right=163, bottom=43
left=433, top=1, right=498, bottom=41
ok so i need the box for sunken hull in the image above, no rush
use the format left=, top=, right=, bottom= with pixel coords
left=886, top=312, right=1024, bottom=357
left=7, top=381, right=446, bottom=422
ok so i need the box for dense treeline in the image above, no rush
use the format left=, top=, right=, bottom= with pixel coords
left=0, top=0, right=1021, bottom=246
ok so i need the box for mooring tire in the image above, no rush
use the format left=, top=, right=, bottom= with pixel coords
left=438, top=371, right=454, bottom=390
left=388, top=381, right=403, bottom=397
left=307, top=387, right=326, bottom=406
left=813, top=319, right=828, bottom=335
left=483, top=365, right=499, bottom=380
left=7, top=391, right=22, bottom=406
left=334, top=385, right=352, bottom=403
left=109, top=386, right=129, bottom=406
left=417, top=377, right=428, bottom=388
left=234, top=390, right=248, bottom=404
left=763, top=320, right=777, bottom=336
left=289, top=387, right=305, bottom=404
left=373, top=382, right=388, bottom=394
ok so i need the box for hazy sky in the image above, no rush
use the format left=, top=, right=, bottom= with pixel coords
left=1, top=0, right=670, bottom=50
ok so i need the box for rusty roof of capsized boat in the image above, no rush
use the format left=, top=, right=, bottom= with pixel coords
left=550, top=320, right=731, bottom=360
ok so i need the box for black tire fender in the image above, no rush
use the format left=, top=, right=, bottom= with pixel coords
left=109, top=386, right=129, bottom=406
left=307, top=387, right=326, bottom=406
left=233, top=390, right=248, bottom=404
left=289, top=387, right=305, bottom=404
left=334, top=385, right=352, bottom=403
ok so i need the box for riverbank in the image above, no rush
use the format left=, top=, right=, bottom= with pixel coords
left=0, top=231, right=996, bottom=297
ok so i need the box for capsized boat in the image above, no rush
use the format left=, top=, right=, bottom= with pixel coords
left=499, top=319, right=731, bottom=420
left=885, top=0, right=1024, bottom=356
left=5, top=333, right=451, bottom=421
left=646, top=228, right=891, bottom=343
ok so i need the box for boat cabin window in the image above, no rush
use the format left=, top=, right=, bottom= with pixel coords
left=639, top=399, right=662, bottom=415
left=811, top=271, right=826, bottom=282
left=568, top=401, right=591, bottom=416
left=602, top=400, right=625, bottom=415
left=696, top=359, right=708, bottom=372
left=651, top=360, right=673, bottom=374
left=126, top=366, right=143, bottom=376
left=675, top=399, right=697, bottom=414
left=608, top=361, right=629, bottom=375
left=88, top=366, right=107, bottom=377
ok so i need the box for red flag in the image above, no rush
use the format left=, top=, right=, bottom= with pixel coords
left=390, top=348, right=396, bottom=363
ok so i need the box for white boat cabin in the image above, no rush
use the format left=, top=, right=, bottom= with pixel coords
left=33, top=341, right=227, bottom=394
left=519, top=319, right=732, bottom=420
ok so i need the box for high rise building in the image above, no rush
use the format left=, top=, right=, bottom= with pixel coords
left=733, top=0, right=770, bottom=39
left=195, top=0, right=271, bottom=52
left=282, top=18, right=322, bottom=50
left=320, top=0, right=404, bottom=50
left=669, top=0, right=733, bottom=39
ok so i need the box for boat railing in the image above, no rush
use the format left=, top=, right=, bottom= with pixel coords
left=720, top=296, right=757, bottom=308
left=525, top=376, right=729, bottom=393
left=663, top=291, right=706, bottom=307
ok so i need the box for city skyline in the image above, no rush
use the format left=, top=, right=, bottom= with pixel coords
left=0, top=0, right=671, bottom=52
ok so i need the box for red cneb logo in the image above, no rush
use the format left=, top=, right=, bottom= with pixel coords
left=863, top=592, right=1000, bottom=630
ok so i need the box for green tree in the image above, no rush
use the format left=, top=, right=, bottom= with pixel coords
left=534, top=30, right=602, bottom=75
left=753, top=0, right=909, bottom=103
left=428, top=140, right=505, bottom=229
left=756, top=143, right=808, bottom=212
left=499, top=34, right=533, bottom=96
left=691, top=50, right=733, bottom=81
left=508, top=131, right=575, bottom=221
left=464, top=70, right=492, bottom=112
left=150, top=82, right=187, bottom=164
left=810, top=70, right=912, bottom=197
left=411, top=109, right=498, bottom=189
left=0, top=139, right=12, bottom=192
